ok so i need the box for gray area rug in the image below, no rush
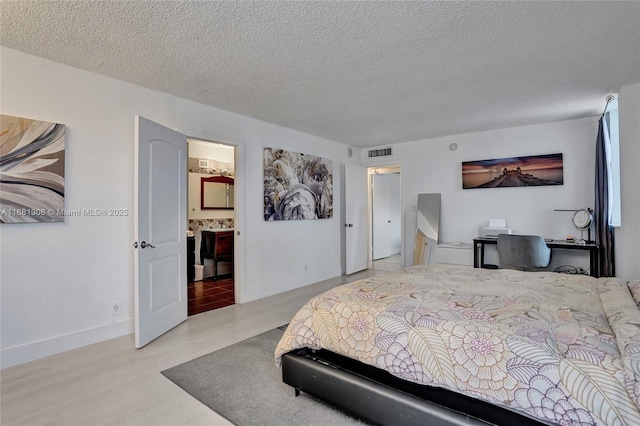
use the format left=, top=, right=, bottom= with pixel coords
left=162, top=327, right=366, bottom=425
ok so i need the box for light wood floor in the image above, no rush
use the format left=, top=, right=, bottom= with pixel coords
left=0, top=269, right=381, bottom=426
left=372, top=253, right=403, bottom=272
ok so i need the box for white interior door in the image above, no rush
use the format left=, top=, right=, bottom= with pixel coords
left=372, top=173, right=392, bottom=260
left=134, top=115, right=187, bottom=348
left=345, top=163, right=368, bottom=274
left=388, top=173, right=401, bottom=254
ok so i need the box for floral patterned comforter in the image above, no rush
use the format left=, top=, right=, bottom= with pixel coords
left=275, top=265, right=640, bottom=425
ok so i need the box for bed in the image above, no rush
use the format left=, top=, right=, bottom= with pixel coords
left=275, top=265, right=640, bottom=425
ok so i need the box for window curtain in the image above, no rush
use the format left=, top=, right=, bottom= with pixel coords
left=594, top=116, right=615, bottom=277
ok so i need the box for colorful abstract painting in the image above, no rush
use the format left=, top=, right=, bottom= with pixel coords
left=263, top=148, right=333, bottom=220
left=462, top=153, right=563, bottom=189
left=0, top=115, right=66, bottom=223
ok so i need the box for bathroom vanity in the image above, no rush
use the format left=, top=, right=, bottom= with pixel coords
left=200, top=229, right=234, bottom=281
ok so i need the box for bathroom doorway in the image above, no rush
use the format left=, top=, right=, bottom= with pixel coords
left=187, top=139, right=237, bottom=315
left=369, top=166, right=403, bottom=272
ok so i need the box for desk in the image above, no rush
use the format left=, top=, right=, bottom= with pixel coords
left=473, top=237, right=600, bottom=277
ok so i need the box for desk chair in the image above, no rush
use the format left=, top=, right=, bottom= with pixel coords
left=497, top=234, right=551, bottom=271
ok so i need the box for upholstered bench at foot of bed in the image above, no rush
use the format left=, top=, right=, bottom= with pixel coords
left=281, top=348, right=546, bottom=426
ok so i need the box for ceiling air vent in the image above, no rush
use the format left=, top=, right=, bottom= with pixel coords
left=368, top=147, right=392, bottom=158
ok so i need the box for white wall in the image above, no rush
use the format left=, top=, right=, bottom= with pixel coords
left=188, top=140, right=235, bottom=165
left=364, top=117, right=599, bottom=271
left=617, top=83, right=640, bottom=281
left=0, top=47, right=354, bottom=368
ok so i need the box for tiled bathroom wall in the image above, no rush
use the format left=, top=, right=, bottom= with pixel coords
left=188, top=218, right=234, bottom=233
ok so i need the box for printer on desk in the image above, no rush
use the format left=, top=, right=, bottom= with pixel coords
left=478, top=218, right=512, bottom=239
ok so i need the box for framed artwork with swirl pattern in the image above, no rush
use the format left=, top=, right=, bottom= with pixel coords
left=1, top=114, right=66, bottom=223
left=263, top=147, right=333, bottom=220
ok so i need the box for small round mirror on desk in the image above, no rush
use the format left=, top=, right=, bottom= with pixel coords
left=572, top=209, right=593, bottom=244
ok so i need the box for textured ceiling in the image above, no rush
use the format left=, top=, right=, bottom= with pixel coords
left=1, top=1, right=639, bottom=147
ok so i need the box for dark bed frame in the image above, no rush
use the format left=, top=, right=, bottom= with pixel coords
left=282, top=348, right=548, bottom=426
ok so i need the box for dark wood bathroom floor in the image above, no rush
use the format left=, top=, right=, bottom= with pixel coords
left=188, top=277, right=235, bottom=316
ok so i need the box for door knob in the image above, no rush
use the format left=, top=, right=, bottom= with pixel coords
left=140, top=241, right=156, bottom=249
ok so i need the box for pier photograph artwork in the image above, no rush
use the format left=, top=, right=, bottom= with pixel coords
left=462, top=153, right=563, bottom=189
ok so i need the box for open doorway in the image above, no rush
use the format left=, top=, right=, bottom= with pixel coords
left=187, top=139, right=236, bottom=316
left=369, top=166, right=403, bottom=272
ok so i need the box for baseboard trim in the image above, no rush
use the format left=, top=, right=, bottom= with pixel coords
left=1, top=318, right=134, bottom=370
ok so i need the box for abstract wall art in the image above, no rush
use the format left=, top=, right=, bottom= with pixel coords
left=462, top=153, right=563, bottom=189
left=0, top=115, right=66, bottom=223
left=263, top=148, right=333, bottom=220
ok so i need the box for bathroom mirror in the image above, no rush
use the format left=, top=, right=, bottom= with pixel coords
left=413, top=193, right=441, bottom=265
left=201, top=176, right=234, bottom=209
